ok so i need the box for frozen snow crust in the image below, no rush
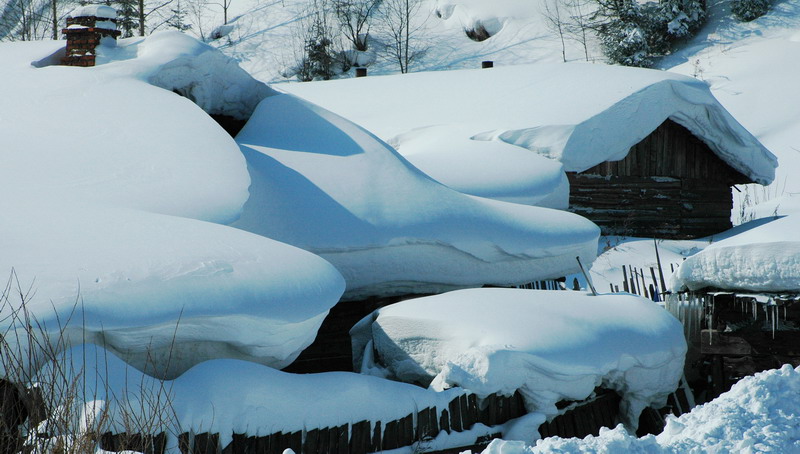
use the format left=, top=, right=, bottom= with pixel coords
left=281, top=63, right=777, bottom=185
left=672, top=215, right=800, bottom=293
left=0, top=35, right=343, bottom=379
left=34, top=344, right=470, bottom=450
left=482, top=364, right=800, bottom=453
left=352, top=289, right=687, bottom=429
left=233, top=94, right=600, bottom=299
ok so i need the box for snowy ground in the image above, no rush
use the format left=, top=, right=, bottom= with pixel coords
left=480, top=365, right=800, bottom=453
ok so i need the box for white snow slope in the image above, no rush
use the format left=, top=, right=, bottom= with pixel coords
left=352, top=288, right=687, bottom=430
left=0, top=34, right=344, bottom=379
left=281, top=63, right=777, bottom=198
left=232, top=94, right=601, bottom=300
left=482, top=364, right=800, bottom=453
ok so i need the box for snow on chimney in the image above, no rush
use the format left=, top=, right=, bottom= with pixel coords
left=61, top=5, right=121, bottom=67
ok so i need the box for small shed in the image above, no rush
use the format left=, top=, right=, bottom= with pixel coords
left=567, top=119, right=753, bottom=239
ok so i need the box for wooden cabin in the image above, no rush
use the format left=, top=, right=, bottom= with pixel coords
left=567, top=120, right=753, bottom=239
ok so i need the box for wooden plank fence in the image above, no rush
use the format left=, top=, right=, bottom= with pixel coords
left=516, top=279, right=566, bottom=291
left=99, top=391, right=528, bottom=454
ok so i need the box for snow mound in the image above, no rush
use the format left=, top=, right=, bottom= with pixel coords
left=1, top=199, right=345, bottom=379
left=2, top=35, right=257, bottom=223
left=281, top=63, right=777, bottom=185
left=671, top=215, right=800, bottom=293
left=233, top=94, right=600, bottom=299
left=390, top=124, right=569, bottom=208
left=33, top=344, right=469, bottom=450
left=482, top=365, right=800, bottom=453
left=140, top=32, right=277, bottom=119
left=352, top=288, right=686, bottom=429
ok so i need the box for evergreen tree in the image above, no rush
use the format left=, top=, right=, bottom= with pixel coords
left=114, top=0, right=138, bottom=37
left=166, top=0, right=191, bottom=31
left=660, top=0, right=705, bottom=38
left=731, top=0, right=769, bottom=22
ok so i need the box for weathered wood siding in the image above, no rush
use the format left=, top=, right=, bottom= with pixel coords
left=568, top=120, right=752, bottom=239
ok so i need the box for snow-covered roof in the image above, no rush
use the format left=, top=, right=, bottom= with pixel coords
left=281, top=62, right=778, bottom=185
left=68, top=5, right=118, bottom=19
left=232, top=94, right=600, bottom=299
left=671, top=215, right=800, bottom=293
left=0, top=33, right=338, bottom=379
left=351, top=288, right=686, bottom=429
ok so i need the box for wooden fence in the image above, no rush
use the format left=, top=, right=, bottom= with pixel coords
left=99, top=391, right=528, bottom=454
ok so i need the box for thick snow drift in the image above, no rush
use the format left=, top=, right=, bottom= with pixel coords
left=0, top=34, right=343, bottom=379
left=671, top=215, right=800, bottom=293
left=352, top=288, right=686, bottom=429
left=482, top=364, right=800, bottom=453
left=1, top=199, right=344, bottom=379
left=233, top=94, right=600, bottom=299
left=282, top=63, right=777, bottom=186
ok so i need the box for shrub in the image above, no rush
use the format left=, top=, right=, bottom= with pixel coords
left=731, top=0, right=769, bottom=22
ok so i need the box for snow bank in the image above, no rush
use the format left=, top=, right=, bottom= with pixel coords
left=352, top=288, right=686, bottom=429
left=481, top=365, right=800, bottom=453
left=281, top=63, right=777, bottom=185
left=233, top=94, right=600, bottom=299
left=33, top=344, right=468, bottom=450
left=671, top=215, right=800, bottom=293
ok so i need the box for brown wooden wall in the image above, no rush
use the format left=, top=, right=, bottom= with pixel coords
left=569, top=120, right=751, bottom=239
left=581, top=120, right=750, bottom=184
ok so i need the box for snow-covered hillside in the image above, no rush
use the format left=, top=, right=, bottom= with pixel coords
left=204, top=0, right=600, bottom=82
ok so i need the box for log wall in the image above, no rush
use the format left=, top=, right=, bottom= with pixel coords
left=568, top=120, right=752, bottom=239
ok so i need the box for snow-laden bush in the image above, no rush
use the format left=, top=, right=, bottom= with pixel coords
left=731, top=0, right=770, bottom=22
left=593, top=0, right=706, bottom=67
left=600, top=21, right=652, bottom=67
left=661, top=0, right=706, bottom=37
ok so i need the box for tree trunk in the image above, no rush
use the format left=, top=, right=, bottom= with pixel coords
left=139, top=0, right=145, bottom=35
left=51, top=0, right=58, bottom=40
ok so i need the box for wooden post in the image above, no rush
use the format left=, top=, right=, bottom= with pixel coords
left=622, top=266, right=629, bottom=293
left=482, top=60, right=493, bottom=68
left=355, top=67, right=367, bottom=77
left=649, top=267, right=660, bottom=301
left=654, top=239, right=667, bottom=291
left=576, top=256, right=597, bottom=295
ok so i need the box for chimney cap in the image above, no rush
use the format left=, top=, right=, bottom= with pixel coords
left=68, top=5, right=117, bottom=20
